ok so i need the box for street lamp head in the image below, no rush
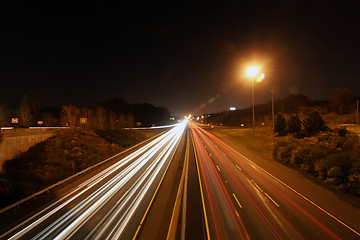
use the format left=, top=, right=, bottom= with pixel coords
left=247, top=66, right=259, bottom=77
left=256, top=73, right=265, bottom=82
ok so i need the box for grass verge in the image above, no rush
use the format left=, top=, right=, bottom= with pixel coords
left=207, top=126, right=274, bottom=161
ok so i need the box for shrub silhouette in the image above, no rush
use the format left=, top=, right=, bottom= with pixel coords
left=302, top=111, right=327, bottom=136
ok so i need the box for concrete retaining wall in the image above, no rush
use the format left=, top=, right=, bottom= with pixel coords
left=0, top=130, right=56, bottom=172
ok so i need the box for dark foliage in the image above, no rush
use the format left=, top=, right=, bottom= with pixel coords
left=330, top=88, right=356, bottom=115
left=133, top=103, right=171, bottom=127
left=273, top=131, right=360, bottom=196
left=95, top=129, right=138, bottom=148
left=286, top=114, right=301, bottom=135
left=334, top=127, right=348, bottom=137
left=274, top=113, right=287, bottom=135
left=302, top=111, right=327, bottom=136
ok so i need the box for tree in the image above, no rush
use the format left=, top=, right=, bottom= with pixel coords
left=274, top=113, right=287, bottom=135
left=287, top=114, right=301, bottom=134
left=125, top=113, right=134, bottom=128
left=330, top=88, right=356, bottom=114
left=95, top=106, right=107, bottom=129
left=0, top=105, right=7, bottom=127
left=60, top=105, right=80, bottom=130
left=42, top=112, right=56, bottom=127
left=108, top=111, right=117, bottom=130
left=302, top=111, right=327, bottom=136
left=19, top=102, right=33, bottom=127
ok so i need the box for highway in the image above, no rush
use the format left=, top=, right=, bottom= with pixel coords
left=1, top=120, right=360, bottom=239
left=190, top=122, right=360, bottom=240
left=0, top=121, right=187, bottom=240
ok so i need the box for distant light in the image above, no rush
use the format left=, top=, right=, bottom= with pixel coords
left=230, top=107, right=236, bottom=111
left=170, top=117, right=175, bottom=120
left=247, top=66, right=259, bottom=77
left=241, top=123, right=245, bottom=127
left=196, top=117, right=200, bottom=120
left=256, top=73, right=265, bottom=83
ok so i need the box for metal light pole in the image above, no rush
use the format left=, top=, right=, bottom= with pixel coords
left=357, top=99, right=359, bottom=125
left=252, top=75, right=255, bottom=135
left=271, top=90, right=275, bottom=143
left=246, top=67, right=264, bottom=135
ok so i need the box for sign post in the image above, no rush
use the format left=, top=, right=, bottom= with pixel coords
left=80, top=118, right=87, bottom=132
left=37, top=121, right=43, bottom=131
left=11, top=118, right=18, bottom=133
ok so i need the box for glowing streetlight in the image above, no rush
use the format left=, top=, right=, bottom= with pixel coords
left=247, top=67, right=259, bottom=77
left=246, top=66, right=264, bottom=135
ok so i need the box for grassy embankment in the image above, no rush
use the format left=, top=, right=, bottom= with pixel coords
left=207, top=126, right=275, bottom=161
left=207, top=125, right=360, bottom=202
left=0, top=128, right=163, bottom=208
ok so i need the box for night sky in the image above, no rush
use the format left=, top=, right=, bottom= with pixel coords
left=1, top=2, right=360, bottom=117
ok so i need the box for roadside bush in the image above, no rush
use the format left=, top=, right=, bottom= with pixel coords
left=274, top=113, right=287, bottom=135
left=302, top=111, right=327, bottom=136
left=334, top=127, right=347, bottom=137
left=95, top=129, right=138, bottom=148
left=286, top=114, right=301, bottom=135
left=273, top=128, right=360, bottom=196
left=293, top=141, right=328, bottom=174
left=273, top=137, right=297, bottom=165
left=348, top=157, right=360, bottom=196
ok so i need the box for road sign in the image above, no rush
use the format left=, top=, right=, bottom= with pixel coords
left=80, top=118, right=87, bottom=124
left=12, top=118, right=18, bottom=124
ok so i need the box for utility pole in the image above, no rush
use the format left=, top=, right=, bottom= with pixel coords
left=357, top=99, right=359, bottom=125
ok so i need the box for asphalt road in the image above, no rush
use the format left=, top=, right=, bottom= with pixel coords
left=0, top=121, right=187, bottom=239
left=190, top=122, right=360, bottom=240
left=1, top=120, right=359, bottom=239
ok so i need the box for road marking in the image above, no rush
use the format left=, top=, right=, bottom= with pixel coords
left=216, top=165, right=220, bottom=171
left=236, top=165, right=242, bottom=171
left=209, top=153, right=212, bottom=157
left=251, top=180, right=263, bottom=193
left=216, top=140, right=360, bottom=237
left=265, top=193, right=280, bottom=207
left=204, top=145, right=207, bottom=149
left=232, top=193, right=242, bottom=209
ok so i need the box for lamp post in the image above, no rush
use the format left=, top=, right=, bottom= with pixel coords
left=271, top=90, right=275, bottom=143
left=246, top=67, right=264, bottom=135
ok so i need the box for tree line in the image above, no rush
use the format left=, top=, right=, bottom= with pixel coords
left=202, top=88, right=358, bottom=126
left=0, top=96, right=172, bottom=129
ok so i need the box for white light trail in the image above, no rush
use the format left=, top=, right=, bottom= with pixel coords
left=4, top=120, right=187, bottom=240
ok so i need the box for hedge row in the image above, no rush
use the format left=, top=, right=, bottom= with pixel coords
left=273, top=129, right=360, bottom=196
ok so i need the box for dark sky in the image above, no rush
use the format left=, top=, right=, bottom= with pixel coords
left=1, top=1, right=360, bottom=117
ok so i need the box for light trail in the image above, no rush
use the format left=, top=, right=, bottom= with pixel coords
left=2, top=121, right=187, bottom=240
left=190, top=122, right=359, bottom=239
left=191, top=124, right=250, bottom=240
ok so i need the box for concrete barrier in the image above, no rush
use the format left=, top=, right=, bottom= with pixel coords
left=0, top=129, right=56, bottom=172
